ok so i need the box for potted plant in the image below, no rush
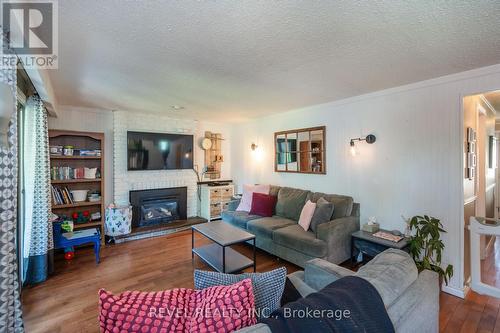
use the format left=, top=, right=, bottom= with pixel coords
left=406, top=215, right=453, bottom=285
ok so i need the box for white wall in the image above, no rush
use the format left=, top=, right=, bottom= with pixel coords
left=49, top=107, right=232, bottom=218
left=113, top=111, right=232, bottom=217
left=48, top=106, right=114, bottom=206
left=231, top=64, right=500, bottom=296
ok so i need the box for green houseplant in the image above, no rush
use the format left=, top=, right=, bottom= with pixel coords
left=407, top=215, right=453, bottom=285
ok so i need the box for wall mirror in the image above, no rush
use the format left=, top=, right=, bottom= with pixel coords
left=274, top=126, right=326, bottom=174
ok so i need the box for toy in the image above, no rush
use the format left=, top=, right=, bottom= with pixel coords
left=64, top=247, right=75, bottom=260
left=72, top=210, right=91, bottom=224
left=60, top=220, right=74, bottom=232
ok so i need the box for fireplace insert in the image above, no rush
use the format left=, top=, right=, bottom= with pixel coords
left=130, top=187, right=187, bottom=228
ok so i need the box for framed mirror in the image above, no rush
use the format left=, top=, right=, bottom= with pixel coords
left=274, top=126, right=326, bottom=174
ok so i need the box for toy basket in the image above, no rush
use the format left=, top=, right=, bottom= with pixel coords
left=105, top=205, right=132, bottom=236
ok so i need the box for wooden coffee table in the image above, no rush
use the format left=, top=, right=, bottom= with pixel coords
left=192, top=221, right=256, bottom=273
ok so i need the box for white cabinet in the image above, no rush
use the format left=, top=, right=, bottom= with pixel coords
left=200, top=185, right=235, bottom=221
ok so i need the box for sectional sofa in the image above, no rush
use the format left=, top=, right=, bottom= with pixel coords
left=221, top=185, right=360, bottom=267
left=237, top=249, right=439, bottom=333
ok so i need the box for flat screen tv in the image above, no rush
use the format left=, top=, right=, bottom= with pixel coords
left=127, top=131, right=193, bottom=171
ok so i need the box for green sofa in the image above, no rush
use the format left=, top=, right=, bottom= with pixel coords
left=221, top=185, right=360, bottom=267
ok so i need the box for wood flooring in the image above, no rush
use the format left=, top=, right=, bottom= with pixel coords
left=21, top=230, right=500, bottom=333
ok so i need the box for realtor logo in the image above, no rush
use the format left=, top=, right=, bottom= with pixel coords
left=1, top=0, right=58, bottom=68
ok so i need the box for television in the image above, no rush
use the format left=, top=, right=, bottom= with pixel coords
left=127, top=131, right=194, bottom=171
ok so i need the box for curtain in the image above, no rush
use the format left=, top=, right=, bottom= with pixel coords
left=0, top=33, right=24, bottom=331
left=23, top=95, right=53, bottom=285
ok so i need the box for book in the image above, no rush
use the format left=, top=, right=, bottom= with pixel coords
left=372, top=231, right=403, bottom=243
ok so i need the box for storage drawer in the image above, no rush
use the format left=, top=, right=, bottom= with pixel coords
left=210, top=203, right=221, bottom=217
left=221, top=187, right=233, bottom=199
left=221, top=201, right=230, bottom=212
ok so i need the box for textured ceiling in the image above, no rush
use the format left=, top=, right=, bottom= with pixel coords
left=484, top=91, right=500, bottom=113
left=50, top=1, right=500, bottom=122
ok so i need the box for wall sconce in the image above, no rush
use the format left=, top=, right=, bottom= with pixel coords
left=251, top=143, right=258, bottom=151
left=350, top=134, right=376, bottom=156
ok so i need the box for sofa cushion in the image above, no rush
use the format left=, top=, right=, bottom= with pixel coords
left=310, top=197, right=334, bottom=233
left=298, top=200, right=316, bottom=231
left=247, top=216, right=295, bottom=239
left=249, top=193, right=278, bottom=217
left=269, top=185, right=281, bottom=197
left=99, top=278, right=256, bottom=333
left=356, top=249, right=418, bottom=307
left=308, top=192, right=353, bottom=218
left=221, top=210, right=261, bottom=229
left=275, top=187, right=310, bottom=221
left=273, top=225, right=327, bottom=258
left=237, top=184, right=270, bottom=212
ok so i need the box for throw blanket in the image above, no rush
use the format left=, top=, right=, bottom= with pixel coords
left=261, top=276, right=395, bottom=333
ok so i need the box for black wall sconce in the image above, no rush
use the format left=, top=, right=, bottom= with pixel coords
left=350, top=134, right=376, bottom=156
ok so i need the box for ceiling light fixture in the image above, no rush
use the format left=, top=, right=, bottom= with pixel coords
left=170, top=105, right=185, bottom=110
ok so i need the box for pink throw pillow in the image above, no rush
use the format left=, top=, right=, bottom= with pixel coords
left=98, top=279, right=256, bottom=333
left=236, top=184, right=270, bottom=212
left=298, top=200, right=317, bottom=231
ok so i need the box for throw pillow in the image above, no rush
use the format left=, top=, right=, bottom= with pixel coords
left=298, top=200, right=316, bottom=231
left=98, top=279, right=256, bottom=333
left=310, top=197, right=335, bottom=233
left=194, top=267, right=287, bottom=318
left=249, top=193, right=277, bottom=217
left=280, top=277, right=302, bottom=307
left=236, top=184, right=270, bottom=212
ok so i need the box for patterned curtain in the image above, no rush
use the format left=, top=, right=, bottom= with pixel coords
left=0, top=33, right=24, bottom=331
left=23, top=96, right=53, bottom=285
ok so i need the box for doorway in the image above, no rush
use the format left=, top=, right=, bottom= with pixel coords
left=463, top=90, right=500, bottom=290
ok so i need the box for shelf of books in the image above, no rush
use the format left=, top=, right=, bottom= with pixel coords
left=49, top=130, right=105, bottom=245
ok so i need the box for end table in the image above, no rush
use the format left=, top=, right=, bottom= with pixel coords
left=351, top=230, right=409, bottom=264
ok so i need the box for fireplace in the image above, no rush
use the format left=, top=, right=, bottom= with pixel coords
left=130, top=187, right=187, bottom=228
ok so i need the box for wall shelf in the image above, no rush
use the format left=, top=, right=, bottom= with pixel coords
left=50, top=155, right=101, bottom=160
left=51, top=179, right=101, bottom=184
left=51, top=201, right=102, bottom=209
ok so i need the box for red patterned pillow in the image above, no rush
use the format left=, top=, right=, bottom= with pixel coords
left=249, top=193, right=277, bottom=217
left=99, top=278, right=256, bottom=333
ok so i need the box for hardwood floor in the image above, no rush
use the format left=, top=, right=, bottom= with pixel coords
left=22, top=230, right=299, bottom=333
left=440, top=237, right=500, bottom=333
left=21, top=230, right=500, bottom=333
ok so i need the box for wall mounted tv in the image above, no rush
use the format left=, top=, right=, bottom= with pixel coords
left=127, top=131, right=194, bottom=171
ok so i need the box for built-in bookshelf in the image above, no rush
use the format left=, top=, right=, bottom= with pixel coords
left=49, top=130, right=105, bottom=244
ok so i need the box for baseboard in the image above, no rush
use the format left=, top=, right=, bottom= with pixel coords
left=442, top=284, right=470, bottom=299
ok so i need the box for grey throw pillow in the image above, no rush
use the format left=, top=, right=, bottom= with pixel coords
left=310, top=197, right=334, bottom=232
left=194, top=267, right=287, bottom=318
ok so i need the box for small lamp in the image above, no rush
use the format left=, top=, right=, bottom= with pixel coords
left=349, top=134, right=376, bottom=156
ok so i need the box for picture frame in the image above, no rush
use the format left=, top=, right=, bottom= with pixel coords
left=467, top=167, right=475, bottom=180
left=467, top=127, right=476, bottom=143
left=489, top=135, right=497, bottom=169
left=468, top=141, right=475, bottom=153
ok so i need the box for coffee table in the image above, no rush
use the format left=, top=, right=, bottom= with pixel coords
left=192, top=221, right=256, bottom=273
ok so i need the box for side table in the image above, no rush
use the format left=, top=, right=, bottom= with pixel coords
left=351, top=230, right=409, bottom=264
